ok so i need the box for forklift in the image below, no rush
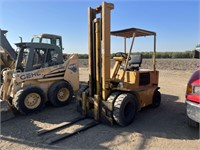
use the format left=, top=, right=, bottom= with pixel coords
left=77, top=1, right=161, bottom=126
left=36, top=2, right=161, bottom=144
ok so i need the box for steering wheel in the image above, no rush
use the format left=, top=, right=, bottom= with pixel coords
left=114, top=52, right=132, bottom=61
left=1, top=68, right=10, bottom=74
left=16, top=69, right=22, bottom=73
left=114, top=52, right=127, bottom=59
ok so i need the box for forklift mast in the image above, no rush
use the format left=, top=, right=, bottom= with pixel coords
left=88, top=2, right=114, bottom=100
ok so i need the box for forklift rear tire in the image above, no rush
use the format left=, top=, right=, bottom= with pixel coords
left=151, top=90, right=161, bottom=108
left=113, top=93, right=137, bottom=126
left=13, top=86, right=45, bottom=115
left=48, top=81, right=73, bottom=107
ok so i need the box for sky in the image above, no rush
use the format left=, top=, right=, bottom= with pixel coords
left=0, top=0, right=199, bottom=54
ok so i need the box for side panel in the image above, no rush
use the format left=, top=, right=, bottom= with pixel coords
left=116, top=70, right=159, bottom=89
left=137, top=87, right=157, bottom=108
left=16, top=80, right=56, bottom=101
left=64, top=54, right=79, bottom=91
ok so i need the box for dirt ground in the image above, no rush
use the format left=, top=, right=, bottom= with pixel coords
left=0, top=60, right=200, bottom=149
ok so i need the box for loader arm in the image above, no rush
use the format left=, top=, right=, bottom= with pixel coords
left=0, top=29, right=17, bottom=61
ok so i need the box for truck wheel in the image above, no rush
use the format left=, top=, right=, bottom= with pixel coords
left=151, top=90, right=161, bottom=108
left=48, top=81, right=73, bottom=107
left=13, top=86, right=45, bottom=115
left=187, top=116, right=199, bottom=128
left=113, top=93, right=137, bottom=126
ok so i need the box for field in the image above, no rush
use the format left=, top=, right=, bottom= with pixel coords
left=79, top=59, right=200, bottom=71
left=0, top=59, right=199, bottom=150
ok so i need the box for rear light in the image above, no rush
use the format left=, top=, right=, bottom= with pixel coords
left=186, top=84, right=192, bottom=94
left=186, top=84, right=200, bottom=95
left=193, top=86, right=200, bottom=95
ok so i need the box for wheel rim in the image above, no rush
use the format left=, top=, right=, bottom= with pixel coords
left=57, top=88, right=70, bottom=102
left=24, top=93, right=41, bottom=109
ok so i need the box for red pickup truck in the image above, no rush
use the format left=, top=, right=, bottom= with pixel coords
left=185, top=48, right=200, bottom=127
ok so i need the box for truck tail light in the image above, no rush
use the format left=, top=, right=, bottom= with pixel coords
left=186, top=84, right=192, bottom=94
left=193, top=86, right=200, bottom=95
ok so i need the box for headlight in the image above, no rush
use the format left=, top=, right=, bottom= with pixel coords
left=193, top=86, right=200, bottom=95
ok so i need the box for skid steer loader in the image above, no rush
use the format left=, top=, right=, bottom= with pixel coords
left=0, top=37, right=79, bottom=119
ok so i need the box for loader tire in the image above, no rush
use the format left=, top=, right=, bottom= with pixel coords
left=48, top=81, right=73, bottom=107
left=151, top=90, right=161, bottom=108
left=13, top=86, right=45, bottom=115
left=113, top=93, right=137, bottom=126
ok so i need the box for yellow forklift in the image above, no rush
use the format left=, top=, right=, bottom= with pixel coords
left=36, top=2, right=161, bottom=144
left=77, top=1, right=161, bottom=126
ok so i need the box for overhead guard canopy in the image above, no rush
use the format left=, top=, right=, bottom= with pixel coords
left=111, top=28, right=156, bottom=38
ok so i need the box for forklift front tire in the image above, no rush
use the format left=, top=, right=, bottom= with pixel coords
left=113, top=93, right=137, bottom=126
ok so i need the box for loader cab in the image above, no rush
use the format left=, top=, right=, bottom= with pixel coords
left=15, top=42, right=63, bottom=72
left=31, top=34, right=63, bottom=50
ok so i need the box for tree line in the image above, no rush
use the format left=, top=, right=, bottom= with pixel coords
left=75, top=51, right=195, bottom=59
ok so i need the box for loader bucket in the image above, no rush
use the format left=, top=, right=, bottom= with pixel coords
left=0, top=99, right=15, bottom=122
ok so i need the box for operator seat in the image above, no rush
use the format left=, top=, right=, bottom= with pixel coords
left=127, top=54, right=143, bottom=71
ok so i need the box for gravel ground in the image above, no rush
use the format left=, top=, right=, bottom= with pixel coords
left=0, top=59, right=200, bottom=149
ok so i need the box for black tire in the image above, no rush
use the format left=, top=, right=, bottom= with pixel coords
left=0, top=85, right=3, bottom=99
left=105, top=91, right=121, bottom=118
left=186, top=116, right=199, bottom=128
left=113, top=93, right=137, bottom=126
left=13, top=86, right=45, bottom=115
left=48, top=81, right=73, bottom=107
left=76, top=85, right=89, bottom=113
left=76, top=84, right=89, bottom=100
left=107, top=91, right=121, bottom=104
left=151, top=90, right=161, bottom=108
